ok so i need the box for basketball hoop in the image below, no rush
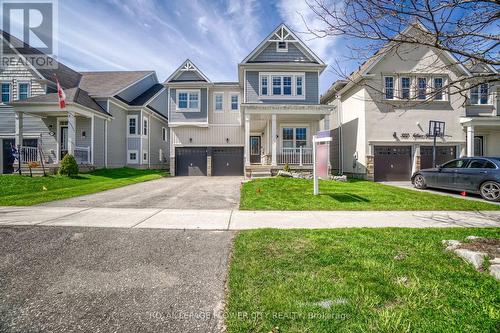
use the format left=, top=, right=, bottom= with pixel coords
left=428, top=121, right=446, bottom=168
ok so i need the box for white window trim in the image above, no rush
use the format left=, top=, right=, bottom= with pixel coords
left=432, top=76, right=446, bottom=101
left=230, top=93, right=240, bottom=112
left=400, top=76, right=411, bottom=100
left=162, top=127, right=167, bottom=141
left=276, top=41, right=288, bottom=52
left=279, top=124, right=310, bottom=149
left=417, top=77, right=428, bottom=100
left=260, top=76, right=268, bottom=96
left=176, top=89, right=201, bottom=112
left=213, top=92, right=224, bottom=112
left=258, top=72, right=306, bottom=100
left=143, top=150, right=148, bottom=162
left=127, top=150, right=138, bottom=164
left=127, top=115, right=139, bottom=137
left=1, top=82, right=12, bottom=103
left=469, top=83, right=491, bottom=105
left=17, top=82, right=30, bottom=101
left=383, top=76, right=395, bottom=100
left=143, top=117, right=149, bottom=136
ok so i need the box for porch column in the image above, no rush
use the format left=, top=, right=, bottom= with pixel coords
left=14, top=112, right=23, bottom=148
left=271, top=114, right=277, bottom=166
left=244, top=114, right=250, bottom=166
left=67, top=111, right=76, bottom=156
left=466, top=125, right=475, bottom=157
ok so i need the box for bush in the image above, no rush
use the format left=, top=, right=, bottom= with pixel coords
left=284, top=163, right=291, bottom=172
left=59, top=154, right=79, bottom=176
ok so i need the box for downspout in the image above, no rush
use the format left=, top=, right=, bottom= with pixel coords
left=337, top=94, right=343, bottom=175
left=148, top=113, right=151, bottom=169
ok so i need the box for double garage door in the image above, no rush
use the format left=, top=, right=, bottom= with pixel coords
left=374, top=145, right=457, bottom=181
left=175, top=147, right=243, bottom=176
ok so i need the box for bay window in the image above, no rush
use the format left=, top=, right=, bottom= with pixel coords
left=127, top=115, right=138, bottom=136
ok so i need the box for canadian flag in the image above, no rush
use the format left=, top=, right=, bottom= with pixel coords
left=55, top=75, right=66, bottom=109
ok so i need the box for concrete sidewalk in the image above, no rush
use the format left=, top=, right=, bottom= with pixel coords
left=0, top=206, right=499, bottom=229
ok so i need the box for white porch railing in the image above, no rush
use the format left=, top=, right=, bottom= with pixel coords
left=74, top=146, right=91, bottom=164
left=20, top=146, right=39, bottom=163
left=278, top=147, right=313, bottom=166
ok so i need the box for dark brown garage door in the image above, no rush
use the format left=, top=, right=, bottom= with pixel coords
left=212, top=147, right=244, bottom=176
left=374, top=146, right=412, bottom=181
left=420, top=146, right=456, bottom=169
left=175, top=147, right=207, bottom=176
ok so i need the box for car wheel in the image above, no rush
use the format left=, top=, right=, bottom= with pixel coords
left=413, top=174, right=427, bottom=189
left=480, top=181, right=500, bottom=202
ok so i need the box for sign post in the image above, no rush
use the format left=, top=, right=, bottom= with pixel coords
left=313, top=131, right=332, bottom=196
left=428, top=121, right=446, bottom=168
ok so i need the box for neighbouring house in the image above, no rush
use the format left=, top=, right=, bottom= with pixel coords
left=0, top=31, right=169, bottom=174
left=165, top=24, right=332, bottom=177
left=321, top=23, right=499, bottom=181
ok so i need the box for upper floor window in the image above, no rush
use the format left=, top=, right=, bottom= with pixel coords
left=162, top=127, right=167, bottom=141
left=127, top=115, right=138, bottom=136
left=1, top=83, right=10, bottom=103
left=283, top=76, right=292, bottom=95
left=417, top=78, right=427, bottom=100
left=470, top=84, right=489, bottom=105
left=214, top=93, right=223, bottom=112
left=261, top=76, right=268, bottom=95
left=296, top=76, right=303, bottom=96
left=433, top=77, right=444, bottom=101
left=260, top=73, right=305, bottom=99
left=18, top=83, right=29, bottom=100
left=276, top=41, right=288, bottom=52
left=143, top=117, right=148, bottom=136
left=231, top=94, right=239, bottom=111
left=272, top=76, right=282, bottom=95
left=177, top=90, right=199, bottom=111
left=384, top=76, right=394, bottom=99
left=401, top=77, right=410, bottom=99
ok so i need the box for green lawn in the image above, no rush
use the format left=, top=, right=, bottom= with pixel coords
left=226, top=228, right=500, bottom=333
left=240, top=178, right=500, bottom=211
left=0, top=168, right=168, bottom=206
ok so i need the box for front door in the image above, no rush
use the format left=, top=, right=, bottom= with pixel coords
left=2, top=139, right=15, bottom=174
left=250, top=136, right=261, bottom=164
left=60, top=126, right=68, bottom=160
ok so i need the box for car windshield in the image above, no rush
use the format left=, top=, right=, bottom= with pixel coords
left=441, top=159, right=467, bottom=168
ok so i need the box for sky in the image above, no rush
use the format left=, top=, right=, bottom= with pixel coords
left=53, top=0, right=345, bottom=93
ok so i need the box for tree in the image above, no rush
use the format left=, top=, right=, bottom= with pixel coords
left=306, top=0, right=499, bottom=101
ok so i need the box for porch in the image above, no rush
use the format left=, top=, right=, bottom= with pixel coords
left=461, top=117, right=500, bottom=157
left=242, top=103, right=332, bottom=175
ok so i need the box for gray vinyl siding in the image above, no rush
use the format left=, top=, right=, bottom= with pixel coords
left=149, top=89, right=168, bottom=118
left=106, top=103, right=127, bottom=167
left=251, top=43, right=316, bottom=63
left=149, top=117, right=169, bottom=168
left=75, top=117, right=91, bottom=148
left=93, top=117, right=105, bottom=167
left=0, top=107, right=14, bottom=134
left=117, top=74, right=156, bottom=103
left=245, top=71, right=319, bottom=104
left=127, top=137, right=141, bottom=150
left=169, top=88, right=208, bottom=123
left=175, top=71, right=206, bottom=82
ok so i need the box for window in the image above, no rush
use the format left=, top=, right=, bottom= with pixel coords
left=384, top=77, right=394, bottom=99
left=143, top=151, right=148, bottom=162
left=296, top=76, right=303, bottom=96
left=417, top=78, right=427, bottom=100
left=177, top=90, right=200, bottom=111
left=143, top=118, right=148, bottom=136
left=261, top=76, right=268, bottom=95
left=470, top=84, right=489, bottom=105
left=214, top=93, right=223, bottom=112
left=127, top=150, right=138, bottom=164
left=162, top=127, right=167, bottom=141
left=231, top=94, right=239, bottom=111
left=127, top=115, right=138, bottom=135
left=1, top=83, right=10, bottom=103
left=272, top=76, right=282, bottom=95
left=433, top=77, right=444, bottom=100
left=467, top=159, right=496, bottom=169
left=282, top=127, right=307, bottom=148
left=283, top=76, right=292, bottom=95
left=276, top=41, right=288, bottom=52
left=442, top=159, right=467, bottom=169
left=401, top=77, right=410, bottom=99
left=18, top=83, right=29, bottom=100
left=474, top=136, right=484, bottom=156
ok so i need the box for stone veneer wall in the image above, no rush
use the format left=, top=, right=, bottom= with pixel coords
left=366, top=155, right=374, bottom=181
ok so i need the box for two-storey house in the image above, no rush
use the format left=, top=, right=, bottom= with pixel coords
left=321, top=23, right=499, bottom=181
left=166, top=24, right=332, bottom=177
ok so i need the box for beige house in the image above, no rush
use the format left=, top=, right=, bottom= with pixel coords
left=321, top=24, right=499, bottom=181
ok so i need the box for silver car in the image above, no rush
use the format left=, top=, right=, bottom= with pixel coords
left=411, top=157, right=500, bottom=202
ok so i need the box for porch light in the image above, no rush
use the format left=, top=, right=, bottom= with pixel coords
left=226, top=138, right=229, bottom=143
left=189, top=138, right=193, bottom=143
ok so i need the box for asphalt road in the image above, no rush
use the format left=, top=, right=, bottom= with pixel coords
left=41, top=176, right=243, bottom=210
left=0, top=226, right=234, bottom=333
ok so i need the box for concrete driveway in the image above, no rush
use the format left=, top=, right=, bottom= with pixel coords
left=42, top=176, right=243, bottom=209
left=0, top=226, right=234, bottom=333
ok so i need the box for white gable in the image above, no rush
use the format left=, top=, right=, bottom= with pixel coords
left=165, top=59, right=211, bottom=83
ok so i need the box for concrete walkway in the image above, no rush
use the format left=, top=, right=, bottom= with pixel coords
left=0, top=206, right=499, bottom=229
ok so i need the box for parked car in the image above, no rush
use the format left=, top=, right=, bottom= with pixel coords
left=411, top=157, right=500, bottom=202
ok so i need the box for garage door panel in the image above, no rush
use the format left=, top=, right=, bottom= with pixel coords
left=212, top=147, right=243, bottom=176
left=420, top=146, right=456, bottom=169
left=374, top=146, right=412, bottom=181
left=176, top=147, right=207, bottom=176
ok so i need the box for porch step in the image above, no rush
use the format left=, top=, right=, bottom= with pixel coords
left=250, top=171, right=272, bottom=179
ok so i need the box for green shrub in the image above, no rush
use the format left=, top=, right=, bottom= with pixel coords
left=59, top=154, right=79, bottom=176
left=284, top=163, right=291, bottom=172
